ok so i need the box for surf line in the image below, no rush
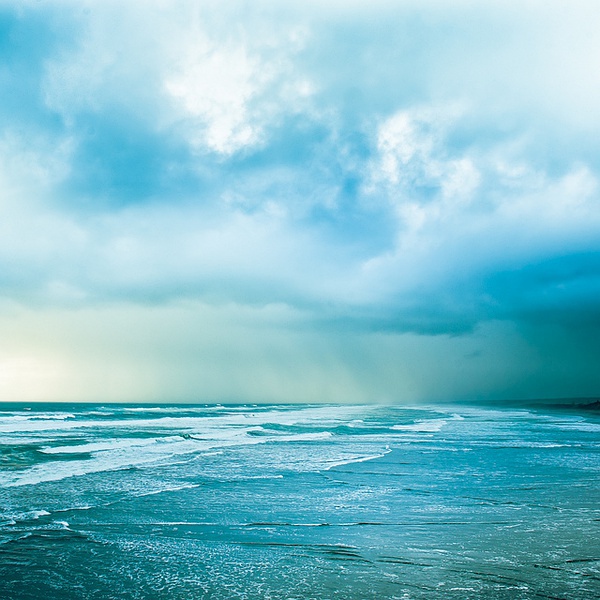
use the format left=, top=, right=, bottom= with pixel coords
left=322, top=448, right=392, bottom=471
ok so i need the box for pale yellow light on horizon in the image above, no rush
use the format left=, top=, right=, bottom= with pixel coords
left=0, top=355, right=70, bottom=402
left=1, top=301, right=589, bottom=405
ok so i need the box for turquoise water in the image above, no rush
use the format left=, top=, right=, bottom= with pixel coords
left=1, top=403, right=599, bottom=599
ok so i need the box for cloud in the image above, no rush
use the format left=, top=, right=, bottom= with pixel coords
left=163, top=25, right=313, bottom=156
left=42, top=1, right=315, bottom=156
left=0, top=0, right=599, bottom=401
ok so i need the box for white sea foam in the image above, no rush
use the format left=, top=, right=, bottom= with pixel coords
left=121, top=406, right=225, bottom=413
left=550, top=420, right=600, bottom=433
left=134, top=483, right=201, bottom=498
left=40, top=437, right=179, bottom=455
left=391, top=418, right=448, bottom=432
left=0, top=404, right=372, bottom=434
left=55, top=505, right=92, bottom=513
left=322, top=449, right=391, bottom=471
left=0, top=509, right=53, bottom=529
left=240, top=474, right=284, bottom=480
left=29, top=414, right=75, bottom=421
left=1, top=413, right=75, bottom=420
left=0, top=427, right=340, bottom=487
left=12, top=510, right=51, bottom=522
left=0, top=415, right=78, bottom=433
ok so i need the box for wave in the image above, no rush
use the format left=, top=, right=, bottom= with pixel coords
left=0, top=509, right=51, bottom=527
left=133, top=483, right=201, bottom=498
left=391, top=418, right=449, bottom=432
left=0, top=404, right=372, bottom=434
left=39, top=436, right=185, bottom=455
left=0, top=428, right=343, bottom=487
left=322, top=449, right=391, bottom=471
left=549, top=420, right=600, bottom=433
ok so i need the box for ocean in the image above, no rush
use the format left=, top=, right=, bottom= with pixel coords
left=0, top=402, right=598, bottom=599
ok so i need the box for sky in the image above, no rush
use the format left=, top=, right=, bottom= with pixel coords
left=0, top=0, right=599, bottom=404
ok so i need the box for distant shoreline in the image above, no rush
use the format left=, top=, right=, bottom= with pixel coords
left=453, top=398, right=600, bottom=412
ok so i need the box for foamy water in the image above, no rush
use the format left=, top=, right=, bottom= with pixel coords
left=1, top=403, right=599, bottom=599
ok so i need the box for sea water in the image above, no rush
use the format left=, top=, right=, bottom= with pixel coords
left=0, top=403, right=598, bottom=599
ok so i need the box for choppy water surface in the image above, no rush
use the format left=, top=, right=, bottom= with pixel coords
left=0, top=403, right=598, bottom=599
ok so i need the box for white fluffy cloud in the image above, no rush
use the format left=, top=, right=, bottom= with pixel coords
left=42, top=2, right=314, bottom=156
left=165, top=42, right=264, bottom=154
left=373, top=107, right=480, bottom=205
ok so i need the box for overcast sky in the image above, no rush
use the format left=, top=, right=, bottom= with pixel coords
left=1, top=0, right=599, bottom=403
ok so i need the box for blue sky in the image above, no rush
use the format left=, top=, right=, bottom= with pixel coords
left=0, top=0, right=599, bottom=403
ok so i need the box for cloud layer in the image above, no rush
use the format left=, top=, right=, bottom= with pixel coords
left=0, top=0, right=599, bottom=402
